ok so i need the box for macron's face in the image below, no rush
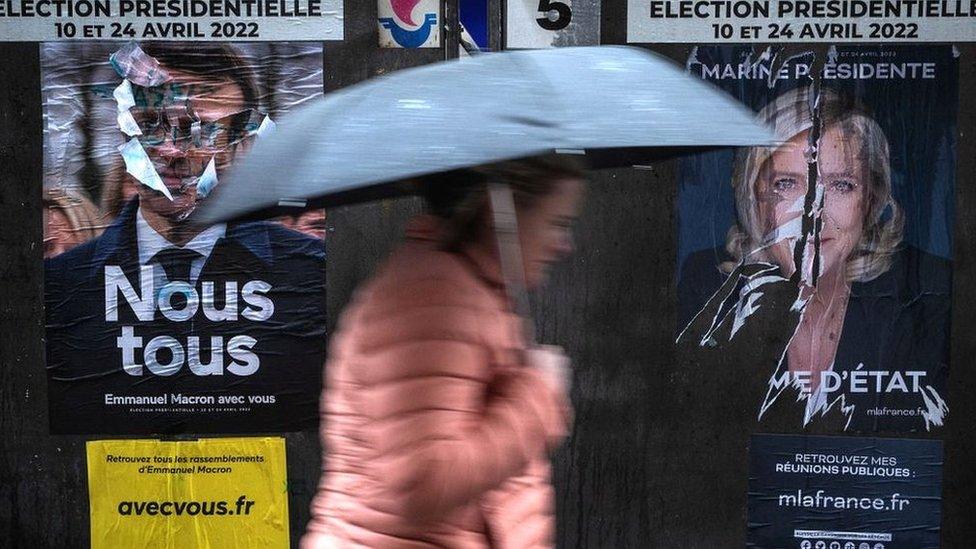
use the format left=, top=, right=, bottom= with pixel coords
left=129, top=69, right=247, bottom=224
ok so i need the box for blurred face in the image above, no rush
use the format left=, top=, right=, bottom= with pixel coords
left=756, top=125, right=866, bottom=280
left=128, top=69, right=250, bottom=224
left=517, top=178, right=585, bottom=287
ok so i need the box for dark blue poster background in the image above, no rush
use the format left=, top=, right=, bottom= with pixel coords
left=460, top=0, right=489, bottom=49
left=748, top=434, right=943, bottom=549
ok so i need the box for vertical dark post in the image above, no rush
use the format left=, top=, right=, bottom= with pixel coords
left=443, top=0, right=461, bottom=59
left=489, top=0, right=503, bottom=50
left=263, top=43, right=282, bottom=118
left=0, top=43, right=91, bottom=548
left=74, top=43, right=103, bottom=203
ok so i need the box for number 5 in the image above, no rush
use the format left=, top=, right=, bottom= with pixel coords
left=536, top=0, right=572, bottom=31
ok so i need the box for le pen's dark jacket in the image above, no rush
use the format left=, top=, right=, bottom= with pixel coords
left=45, top=198, right=327, bottom=435
left=676, top=245, right=951, bottom=433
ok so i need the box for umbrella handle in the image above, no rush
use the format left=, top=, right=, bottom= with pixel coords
left=488, top=182, right=537, bottom=349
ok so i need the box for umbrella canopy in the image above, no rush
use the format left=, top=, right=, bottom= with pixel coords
left=195, top=45, right=776, bottom=224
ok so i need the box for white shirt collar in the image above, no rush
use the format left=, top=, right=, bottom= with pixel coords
left=136, top=206, right=227, bottom=267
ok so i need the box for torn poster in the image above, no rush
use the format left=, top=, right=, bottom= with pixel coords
left=42, top=42, right=327, bottom=435
left=675, top=46, right=957, bottom=433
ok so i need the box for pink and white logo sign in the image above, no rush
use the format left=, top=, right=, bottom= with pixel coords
left=378, top=0, right=441, bottom=48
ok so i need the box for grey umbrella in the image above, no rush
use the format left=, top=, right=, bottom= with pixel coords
left=195, top=45, right=776, bottom=341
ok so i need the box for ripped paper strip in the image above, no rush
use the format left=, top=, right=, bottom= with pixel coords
left=118, top=138, right=172, bottom=200
left=109, top=42, right=170, bottom=87
left=195, top=157, right=219, bottom=199
left=256, top=115, right=276, bottom=138
left=112, top=80, right=142, bottom=137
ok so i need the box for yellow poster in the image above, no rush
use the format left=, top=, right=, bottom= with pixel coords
left=86, top=437, right=288, bottom=549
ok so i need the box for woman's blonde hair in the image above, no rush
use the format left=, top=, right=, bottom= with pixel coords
left=43, top=186, right=104, bottom=255
left=723, top=86, right=903, bottom=282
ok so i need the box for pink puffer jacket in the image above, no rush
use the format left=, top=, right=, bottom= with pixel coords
left=303, top=216, right=572, bottom=548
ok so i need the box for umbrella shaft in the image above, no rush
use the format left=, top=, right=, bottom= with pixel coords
left=488, top=182, right=536, bottom=349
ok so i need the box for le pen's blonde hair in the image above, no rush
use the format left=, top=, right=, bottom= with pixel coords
left=723, top=86, right=904, bottom=283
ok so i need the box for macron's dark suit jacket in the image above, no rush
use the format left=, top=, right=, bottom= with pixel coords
left=45, top=198, right=327, bottom=434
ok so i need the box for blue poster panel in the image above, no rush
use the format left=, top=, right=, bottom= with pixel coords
left=460, top=0, right=489, bottom=50
left=748, top=434, right=943, bottom=549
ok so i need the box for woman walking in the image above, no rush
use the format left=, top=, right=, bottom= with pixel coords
left=303, top=155, right=584, bottom=548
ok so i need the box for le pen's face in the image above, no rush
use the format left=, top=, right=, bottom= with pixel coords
left=128, top=69, right=250, bottom=223
left=517, top=177, right=585, bottom=288
left=756, top=125, right=867, bottom=279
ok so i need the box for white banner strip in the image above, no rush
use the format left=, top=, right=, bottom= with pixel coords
left=0, top=0, right=343, bottom=41
left=628, top=0, right=976, bottom=43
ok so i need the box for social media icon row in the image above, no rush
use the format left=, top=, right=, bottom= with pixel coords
left=800, top=541, right=884, bottom=549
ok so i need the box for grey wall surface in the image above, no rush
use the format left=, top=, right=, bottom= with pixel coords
left=2, top=1, right=974, bottom=547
